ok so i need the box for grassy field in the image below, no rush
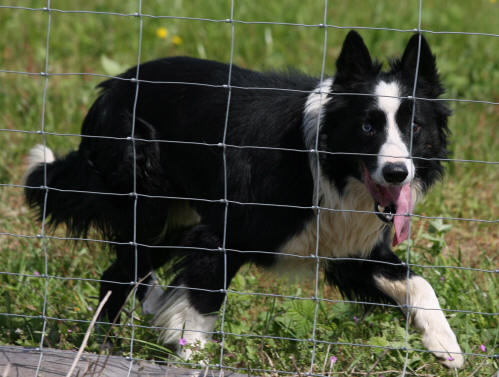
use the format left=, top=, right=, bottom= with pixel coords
left=0, top=1, right=498, bottom=376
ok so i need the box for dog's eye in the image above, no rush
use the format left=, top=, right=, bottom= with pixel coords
left=362, top=123, right=374, bottom=135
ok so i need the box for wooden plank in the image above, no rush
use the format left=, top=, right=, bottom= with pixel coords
left=0, top=346, right=248, bottom=377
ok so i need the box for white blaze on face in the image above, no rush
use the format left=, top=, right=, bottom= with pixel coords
left=372, top=81, right=415, bottom=185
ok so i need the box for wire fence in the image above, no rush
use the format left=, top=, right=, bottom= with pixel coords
left=0, top=1, right=498, bottom=376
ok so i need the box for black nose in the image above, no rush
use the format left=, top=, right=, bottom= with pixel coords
left=382, top=163, right=408, bottom=184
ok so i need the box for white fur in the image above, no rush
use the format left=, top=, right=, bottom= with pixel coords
left=277, top=173, right=423, bottom=273
left=295, top=80, right=424, bottom=270
left=278, top=177, right=387, bottom=271
left=303, top=78, right=333, bottom=152
left=141, top=272, right=165, bottom=315
left=373, top=81, right=415, bottom=185
left=24, top=144, right=55, bottom=183
left=153, top=287, right=217, bottom=360
left=375, top=275, right=464, bottom=369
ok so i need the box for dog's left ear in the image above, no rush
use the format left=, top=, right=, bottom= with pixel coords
left=400, top=33, right=439, bottom=83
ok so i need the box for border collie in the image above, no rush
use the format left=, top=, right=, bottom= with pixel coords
left=25, top=31, right=463, bottom=368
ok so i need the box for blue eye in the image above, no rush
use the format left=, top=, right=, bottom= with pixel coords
left=362, top=123, right=374, bottom=134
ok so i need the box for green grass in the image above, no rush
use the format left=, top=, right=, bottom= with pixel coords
left=0, top=1, right=498, bottom=376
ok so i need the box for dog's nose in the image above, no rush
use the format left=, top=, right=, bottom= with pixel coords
left=382, top=163, right=408, bottom=184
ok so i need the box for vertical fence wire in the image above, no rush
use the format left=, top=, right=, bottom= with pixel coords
left=125, top=1, right=144, bottom=376
left=34, top=1, right=52, bottom=376
left=401, top=1, right=424, bottom=375
left=0, top=1, right=497, bottom=376
left=217, top=0, right=236, bottom=374
left=309, top=0, right=329, bottom=374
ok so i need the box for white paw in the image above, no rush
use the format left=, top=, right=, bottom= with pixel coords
left=422, top=323, right=464, bottom=369
left=178, top=345, right=194, bottom=361
left=375, top=275, right=465, bottom=369
left=177, top=340, right=210, bottom=366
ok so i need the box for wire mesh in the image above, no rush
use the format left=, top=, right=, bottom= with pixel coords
left=0, top=1, right=497, bottom=376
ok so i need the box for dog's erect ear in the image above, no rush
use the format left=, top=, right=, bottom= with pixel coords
left=400, top=33, right=438, bottom=83
left=335, top=30, right=374, bottom=82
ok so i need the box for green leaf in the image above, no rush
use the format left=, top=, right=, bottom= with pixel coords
left=368, top=336, right=389, bottom=347
left=100, top=55, right=126, bottom=76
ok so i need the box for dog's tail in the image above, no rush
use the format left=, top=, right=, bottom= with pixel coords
left=24, top=144, right=107, bottom=237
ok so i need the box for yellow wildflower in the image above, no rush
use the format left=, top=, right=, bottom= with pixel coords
left=156, top=27, right=168, bottom=39
left=74, top=307, right=80, bottom=312
left=172, top=35, right=183, bottom=46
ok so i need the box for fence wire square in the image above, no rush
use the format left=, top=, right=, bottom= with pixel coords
left=0, top=1, right=497, bottom=377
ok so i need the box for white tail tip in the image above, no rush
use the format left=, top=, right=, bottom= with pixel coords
left=28, top=144, right=55, bottom=166
left=24, top=144, right=55, bottom=182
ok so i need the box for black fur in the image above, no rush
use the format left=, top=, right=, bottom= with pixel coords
left=25, top=31, right=450, bottom=333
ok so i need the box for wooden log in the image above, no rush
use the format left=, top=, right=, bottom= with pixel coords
left=0, top=346, right=249, bottom=377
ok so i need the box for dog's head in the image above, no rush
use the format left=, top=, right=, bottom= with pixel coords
left=317, top=31, right=450, bottom=245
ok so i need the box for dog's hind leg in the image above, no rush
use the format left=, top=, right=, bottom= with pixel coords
left=326, top=233, right=463, bottom=369
left=152, top=224, right=247, bottom=360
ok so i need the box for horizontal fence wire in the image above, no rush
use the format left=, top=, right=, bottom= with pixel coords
left=1, top=70, right=499, bottom=106
left=0, top=1, right=497, bottom=376
left=4, top=184, right=499, bottom=223
left=1, top=4, right=499, bottom=38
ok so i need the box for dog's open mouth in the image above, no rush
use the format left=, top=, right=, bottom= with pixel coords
left=362, top=166, right=414, bottom=247
left=374, top=202, right=397, bottom=223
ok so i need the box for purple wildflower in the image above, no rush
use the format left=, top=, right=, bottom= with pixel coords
left=440, top=276, right=445, bottom=281
left=480, top=344, right=486, bottom=352
left=330, top=355, right=337, bottom=364
left=447, top=356, right=454, bottom=361
left=179, top=338, right=187, bottom=346
left=67, top=329, right=72, bottom=333
left=353, top=316, right=359, bottom=323
left=34, top=270, right=40, bottom=276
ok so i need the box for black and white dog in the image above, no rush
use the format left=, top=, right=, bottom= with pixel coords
left=25, top=31, right=463, bottom=368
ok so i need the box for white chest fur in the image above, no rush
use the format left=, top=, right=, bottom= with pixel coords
left=278, top=177, right=387, bottom=271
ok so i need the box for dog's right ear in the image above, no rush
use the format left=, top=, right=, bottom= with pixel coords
left=335, top=30, right=374, bottom=82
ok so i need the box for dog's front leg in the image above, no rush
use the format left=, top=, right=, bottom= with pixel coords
left=326, top=235, right=464, bottom=369
left=374, top=274, right=464, bottom=368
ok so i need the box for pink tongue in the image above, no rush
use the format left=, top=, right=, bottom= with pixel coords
left=390, top=184, right=413, bottom=247
left=362, top=167, right=414, bottom=246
